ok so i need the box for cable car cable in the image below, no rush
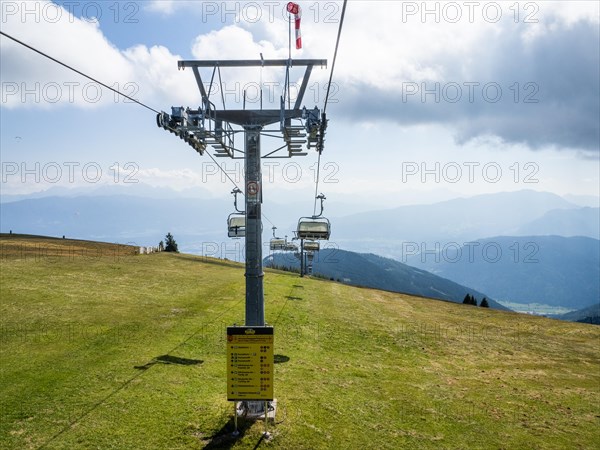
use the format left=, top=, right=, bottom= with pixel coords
left=1, top=31, right=288, bottom=233
left=323, top=0, right=347, bottom=115
left=311, top=0, right=347, bottom=215
left=0, top=31, right=160, bottom=114
left=312, top=150, right=323, bottom=216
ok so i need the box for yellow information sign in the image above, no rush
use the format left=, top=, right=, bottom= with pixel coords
left=227, top=326, right=274, bottom=401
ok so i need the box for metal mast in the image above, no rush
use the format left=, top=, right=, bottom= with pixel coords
left=244, top=125, right=263, bottom=325
left=156, top=58, right=327, bottom=327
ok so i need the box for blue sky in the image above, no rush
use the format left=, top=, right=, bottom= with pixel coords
left=1, top=1, right=599, bottom=213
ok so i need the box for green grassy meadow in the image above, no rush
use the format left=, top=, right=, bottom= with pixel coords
left=1, top=235, right=599, bottom=449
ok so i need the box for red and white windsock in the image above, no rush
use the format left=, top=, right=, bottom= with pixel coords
left=287, top=2, right=302, bottom=49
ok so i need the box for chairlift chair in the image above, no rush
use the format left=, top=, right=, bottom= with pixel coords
left=303, top=240, right=320, bottom=252
left=269, top=227, right=286, bottom=250
left=296, top=193, right=331, bottom=240
left=227, top=187, right=245, bottom=238
left=296, top=217, right=331, bottom=240
left=270, top=238, right=286, bottom=251
left=285, top=242, right=299, bottom=252
left=227, top=213, right=246, bottom=238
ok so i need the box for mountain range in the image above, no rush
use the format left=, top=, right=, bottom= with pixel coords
left=329, top=190, right=599, bottom=259
left=1, top=187, right=598, bottom=312
left=407, top=235, right=600, bottom=310
left=554, top=303, right=600, bottom=324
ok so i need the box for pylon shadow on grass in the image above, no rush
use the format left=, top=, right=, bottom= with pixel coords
left=134, top=354, right=203, bottom=370
left=201, top=414, right=264, bottom=450
left=274, top=354, right=290, bottom=364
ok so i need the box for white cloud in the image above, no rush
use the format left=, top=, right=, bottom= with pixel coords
left=136, top=167, right=203, bottom=186
left=0, top=0, right=200, bottom=110
left=123, top=44, right=200, bottom=107
left=191, top=25, right=282, bottom=60
left=2, top=0, right=598, bottom=155
left=1, top=1, right=136, bottom=109
left=0, top=1, right=335, bottom=111
left=189, top=24, right=324, bottom=109
left=144, top=1, right=177, bottom=15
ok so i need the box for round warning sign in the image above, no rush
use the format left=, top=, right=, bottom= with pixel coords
left=247, top=181, right=259, bottom=196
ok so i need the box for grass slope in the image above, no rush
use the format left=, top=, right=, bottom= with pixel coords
left=1, top=235, right=599, bottom=449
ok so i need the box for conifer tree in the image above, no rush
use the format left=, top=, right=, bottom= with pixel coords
left=164, top=233, right=179, bottom=253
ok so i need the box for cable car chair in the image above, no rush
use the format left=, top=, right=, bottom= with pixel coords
left=296, top=194, right=331, bottom=240
left=303, top=240, right=320, bottom=252
left=284, top=242, right=299, bottom=252
left=227, top=188, right=245, bottom=239
left=228, top=214, right=246, bottom=238
left=270, top=238, right=286, bottom=250
left=269, top=227, right=287, bottom=251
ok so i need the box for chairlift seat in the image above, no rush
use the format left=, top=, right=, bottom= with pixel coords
left=270, top=238, right=286, bottom=251
left=297, top=217, right=331, bottom=240
left=304, top=241, right=320, bottom=252
left=227, top=214, right=246, bottom=238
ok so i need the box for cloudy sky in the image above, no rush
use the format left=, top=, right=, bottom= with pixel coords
left=1, top=1, right=599, bottom=213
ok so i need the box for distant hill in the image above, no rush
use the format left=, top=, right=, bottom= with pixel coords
left=408, top=236, right=600, bottom=310
left=2, top=189, right=590, bottom=261
left=515, top=207, right=599, bottom=239
left=265, top=248, right=508, bottom=310
left=0, top=233, right=140, bottom=258
left=563, top=194, right=600, bottom=208
left=0, top=192, right=320, bottom=256
left=0, top=183, right=215, bottom=204
left=0, top=195, right=234, bottom=254
left=554, top=303, right=600, bottom=325
left=331, top=190, right=578, bottom=258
